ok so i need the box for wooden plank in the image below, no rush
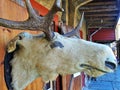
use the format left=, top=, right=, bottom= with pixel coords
left=62, top=75, right=72, bottom=90
left=0, top=28, right=5, bottom=90
left=87, top=17, right=116, bottom=21
left=88, top=26, right=114, bottom=29
left=10, top=0, right=25, bottom=7
left=73, top=76, right=81, bottom=90
left=80, top=8, right=118, bottom=13
left=85, top=13, right=118, bottom=17
left=88, top=21, right=116, bottom=25
left=86, top=1, right=116, bottom=6
left=0, top=0, right=44, bottom=90
left=79, top=5, right=117, bottom=10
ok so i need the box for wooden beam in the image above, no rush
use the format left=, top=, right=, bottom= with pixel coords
left=86, top=17, right=116, bottom=21
left=87, top=21, right=116, bottom=25
left=75, top=0, right=93, bottom=8
left=80, top=8, right=118, bottom=13
left=11, top=0, right=25, bottom=7
left=61, top=0, right=67, bottom=23
left=85, top=13, right=118, bottom=17
left=86, top=1, right=116, bottom=6
left=68, top=0, right=92, bottom=27
left=88, top=24, right=115, bottom=28
left=87, top=20, right=116, bottom=23
left=79, top=5, right=117, bottom=10
left=88, top=26, right=114, bottom=29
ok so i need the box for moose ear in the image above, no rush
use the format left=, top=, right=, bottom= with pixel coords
left=6, top=36, right=20, bottom=53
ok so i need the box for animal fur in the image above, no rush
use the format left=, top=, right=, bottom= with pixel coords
left=5, top=32, right=117, bottom=90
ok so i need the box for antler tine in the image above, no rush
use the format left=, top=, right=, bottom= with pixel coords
left=0, top=0, right=63, bottom=40
left=40, top=0, right=63, bottom=40
left=0, top=0, right=40, bottom=30
left=44, top=0, right=63, bottom=24
left=63, top=12, right=84, bottom=38
left=25, top=0, right=39, bottom=19
left=0, top=17, right=28, bottom=30
left=74, top=12, right=84, bottom=32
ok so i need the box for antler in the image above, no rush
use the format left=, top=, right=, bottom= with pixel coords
left=63, top=12, right=84, bottom=38
left=0, top=0, right=63, bottom=40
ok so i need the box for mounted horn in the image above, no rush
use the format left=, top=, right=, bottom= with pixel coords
left=0, top=0, right=63, bottom=40
left=59, top=12, right=84, bottom=38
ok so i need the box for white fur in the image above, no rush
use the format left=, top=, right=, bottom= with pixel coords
left=8, top=32, right=117, bottom=90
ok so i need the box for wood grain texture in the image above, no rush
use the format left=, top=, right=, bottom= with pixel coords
left=0, top=0, right=43, bottom=90
left=62, top=75, right=82, bottom=90
left=0, top=0, right=83, bottom=90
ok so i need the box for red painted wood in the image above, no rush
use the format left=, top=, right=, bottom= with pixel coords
left=80, top=31, right=83, bottom=39
left=30, top=0, right=59, bottom=32
left=89, top=28, right=115, bottom=41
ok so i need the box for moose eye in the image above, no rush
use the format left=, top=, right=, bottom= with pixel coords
left=19, top=36, right=22, bottom=40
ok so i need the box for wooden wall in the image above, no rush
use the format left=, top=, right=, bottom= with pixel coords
left=0, top=0, right=83, bottom=90
left=0, top=0, right=43, bottom=90
left=62, top=75, right=82, bottom=90
left=88, top=28, right=115, bottom=42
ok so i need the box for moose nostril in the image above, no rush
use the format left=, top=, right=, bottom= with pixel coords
left=105, top=61, right=116, bottom=70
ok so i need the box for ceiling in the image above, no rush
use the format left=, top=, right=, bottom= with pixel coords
left=12, top=0, right=120, bottom=31
left=79, top=0, right=120, bottom=30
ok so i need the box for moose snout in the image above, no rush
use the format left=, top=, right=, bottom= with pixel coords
left=105, top=61, right=117, bottom=70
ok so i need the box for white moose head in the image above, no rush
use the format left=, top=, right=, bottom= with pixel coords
left=0, top=0, right=117, bottom=90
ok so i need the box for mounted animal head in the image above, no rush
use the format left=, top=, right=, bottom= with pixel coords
left=0, top=0, right=117, bottom=90
left=58, top=12, right=84, bottom=38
